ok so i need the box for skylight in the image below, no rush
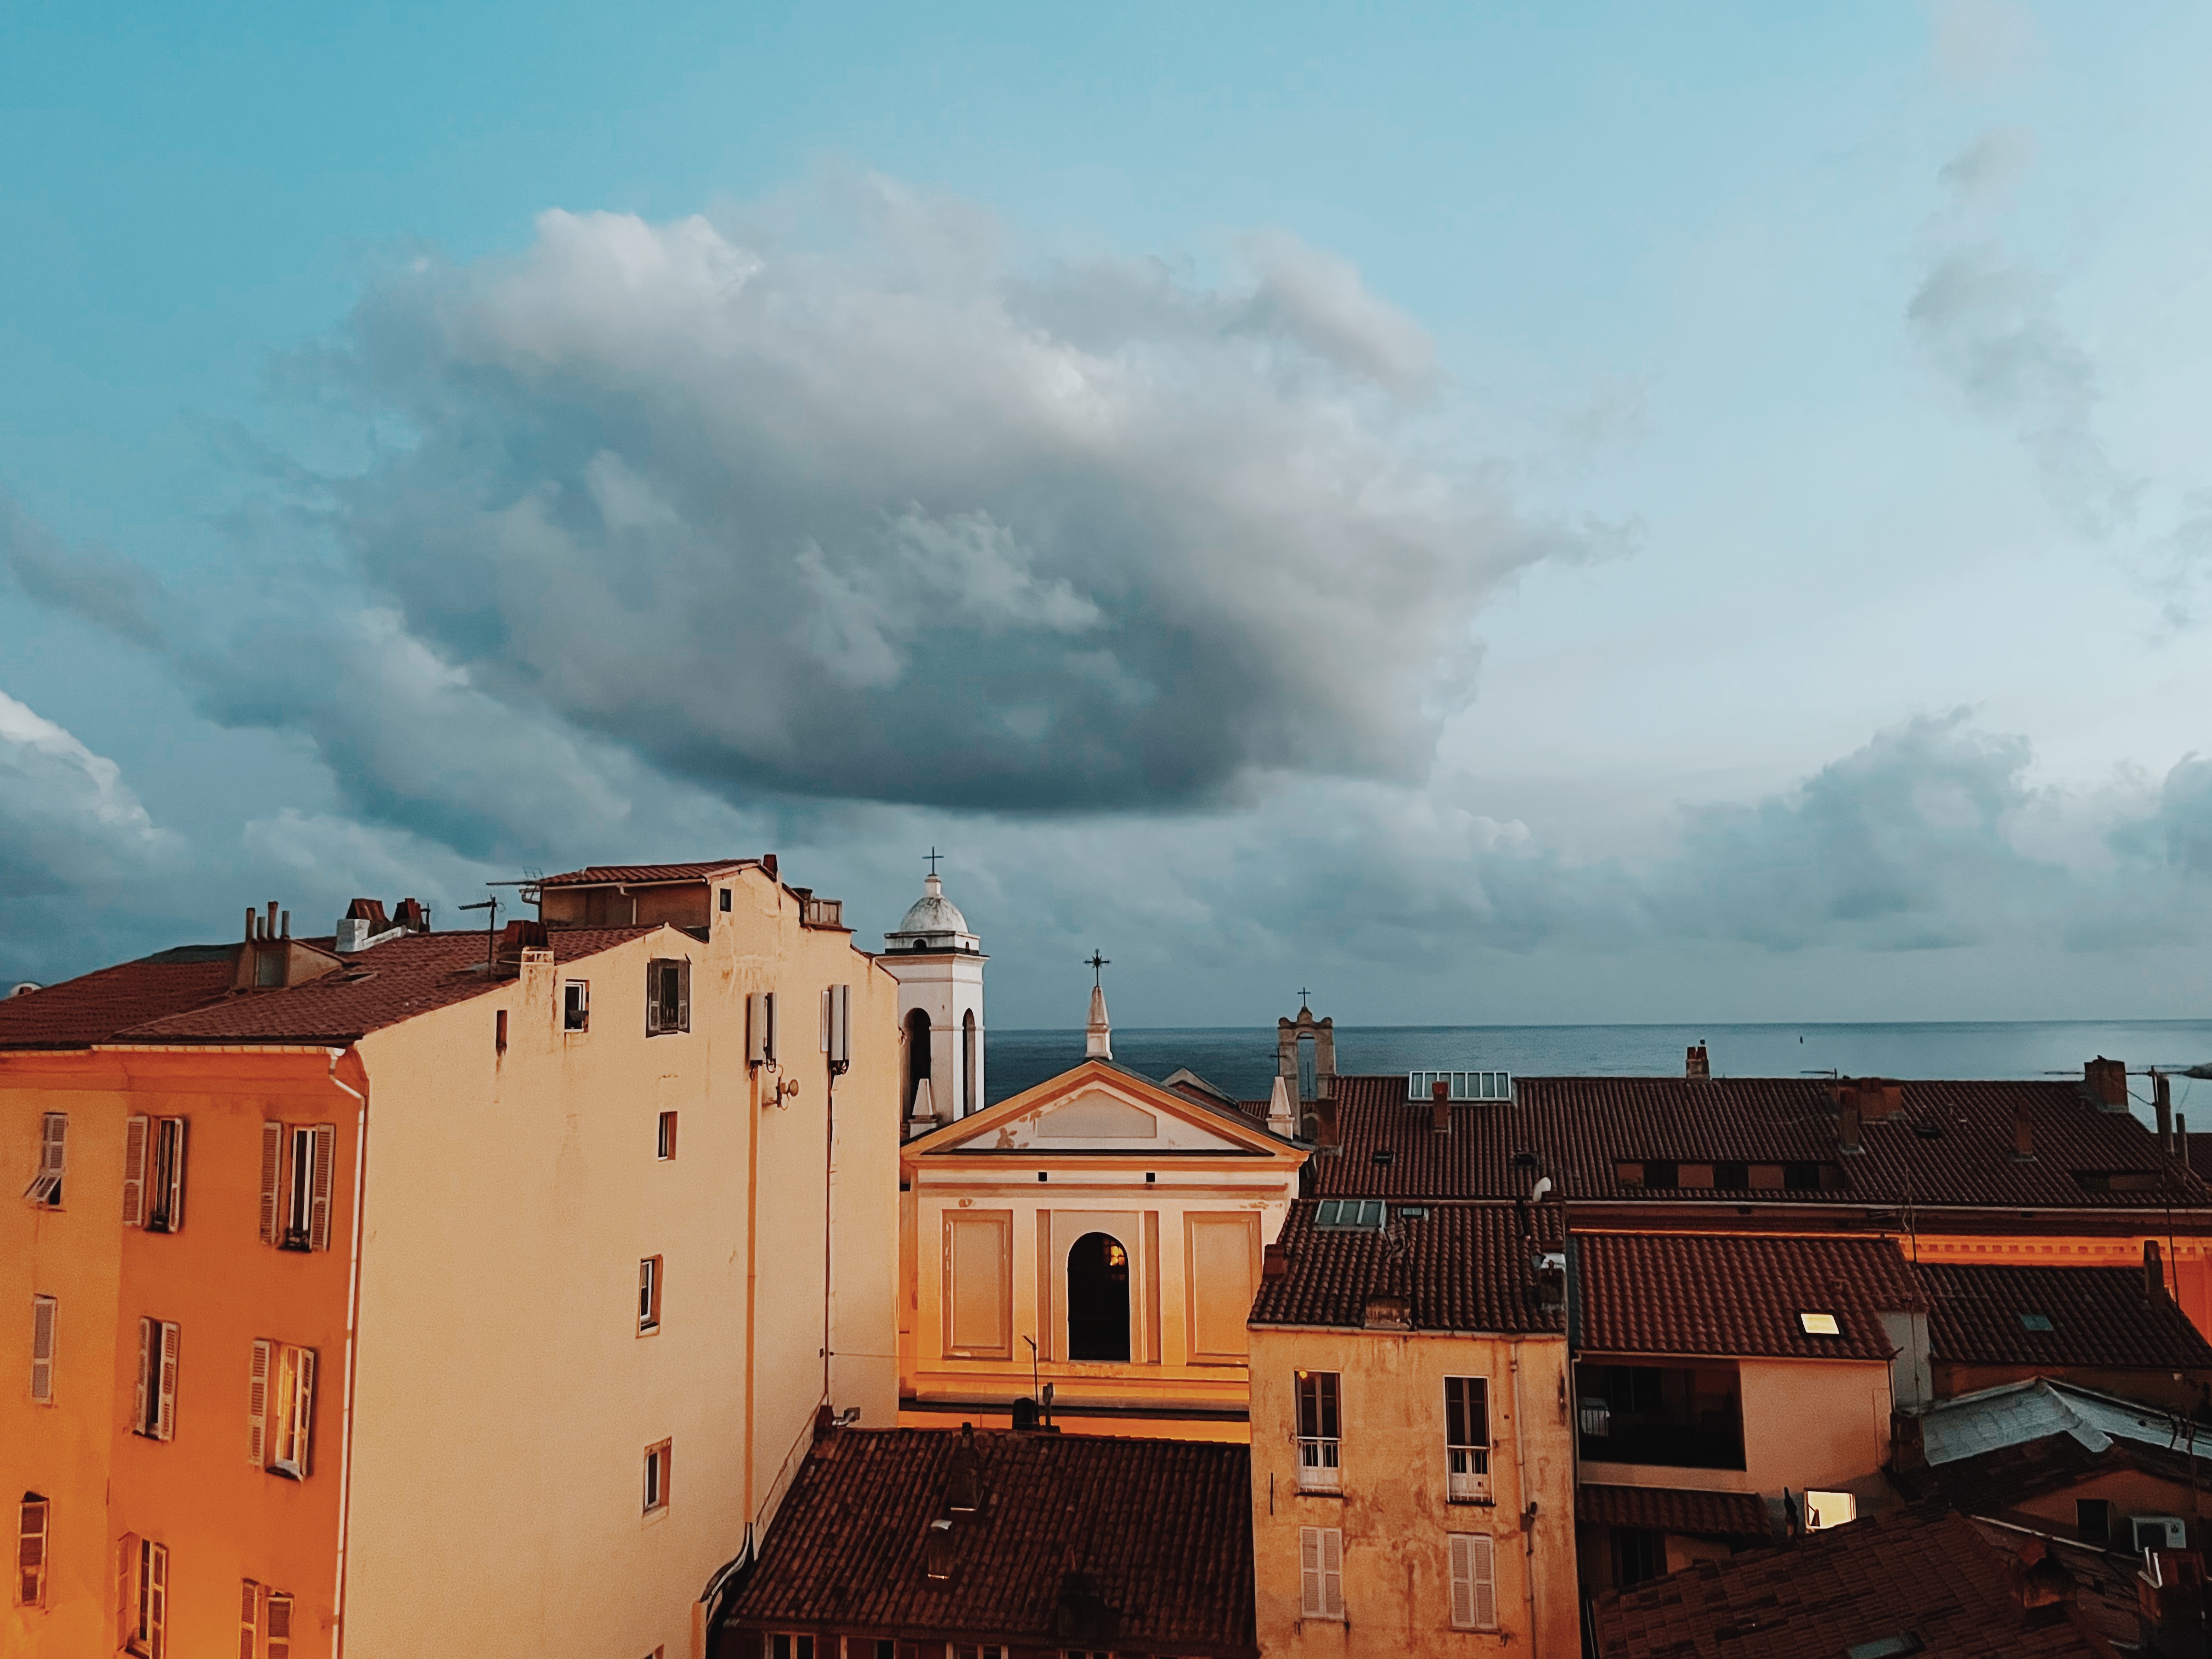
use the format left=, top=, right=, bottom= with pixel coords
left=1314, top=1199, right=1387, bottom=1231
left=1798, top=1312, right=1842, bottom=1336
left=2019, top=1312, right=2053, bottom=1331
left=1846, top=1635, right=1922, bottom=1659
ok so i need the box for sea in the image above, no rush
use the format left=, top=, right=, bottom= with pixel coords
left=984, top=1021, right=2212, bottom=1128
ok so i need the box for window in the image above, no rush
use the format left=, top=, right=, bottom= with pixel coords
left=639, top=1257, right=662, bottom=1334
left=1798, top=1312, right=1842, bottom=1336
left=134, top=1319, right=179, bottom=1441
left=962, top=1010, right=978, bottom=1115
left=719, top=887, right=732, bottom=913
left=1298, top=1525, right=1344, bottom=1619
left=766, top=1638, right=815, bottom=1659
left=563, top=980, right=589, bottom=1032
left=250, top=1342, right=316, bottom=1477
left=657, top=1112, right=678, bottom=1160
left=240, top=1583, right=293, bottom=1659
left=646, top=960, right=690, bottom=1036
left=904, top=1007, right=932, bottom=1117
left=31, top=1296, right=57, bottom=1404
left=122, top=1117, right=188, bottom=1233
left=1065, top=1233, right=1130, bottom=1363
left=1312, top=1199, right=1385, bottom=1230
left=2077, top=1499, right=2112, bottom=1547
left=643, top=1441, right=671, bottom=1515
left=1448, top=1532, right=1497, bottom=1630
left=495, top=1009, right=508, bottom=1052
left=16, top=1494, right=47, bottom=1609
left=1578, top=1362, right=1745, bottom=1470
left=24, top=1113, right=65, bottom=1206
left=1611, top=1527, right=1662, bottom=1588
left=121, top=1534, right=167, bottom=1656
left=2020, top=1312, right=2054, bottom=1332
left=261, top=1124, right=336, bottom=1251
left=1295, top=1370, right=1341, bottom=1492
left=1444, top=1376, right=1490, bottom=1499
left=1804, top=1490, right=1856, bottom=1530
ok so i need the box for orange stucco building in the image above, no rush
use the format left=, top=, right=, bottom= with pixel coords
left=4, top=859, right=901, bottom=1659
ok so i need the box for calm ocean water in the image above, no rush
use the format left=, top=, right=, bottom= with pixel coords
left=985, top=1021, right=2212, bottom=1126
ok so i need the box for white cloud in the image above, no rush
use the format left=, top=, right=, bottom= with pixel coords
left=0, top=687, right=176, bottom=898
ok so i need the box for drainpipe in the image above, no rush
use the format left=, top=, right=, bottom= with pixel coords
left=325, top=1048, right=371, bottom=1659
left=1512, top=1346, right=1541, bottom=1659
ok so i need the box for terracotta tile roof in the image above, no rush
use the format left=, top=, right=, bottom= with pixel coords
left=0, top=946, right=238, bottom=1049
left=2185, top=1131, right=2212, bottom=1184
left=1591, top=1503, right=2120, bottom=1659
left=58, top=928, right=659, bottom=1046
left=721, top=1427, right=1255, bottom=1656
left=1312, top=1073, right=2205, bottom=1213
left=1577, top=1485, right=1771, bottom=1539
left=1249, top=1200, right=1564, bottom=1334
left=1576, top=1232, right=1918, bottom=1361
left=1965, top=1520, right=2143, bottom=1655
left=538, top=860, right=753, bottom=886
left=1922, top=1263, right=2212, bottom=1369
left=1902, top=1423, right=2202, bottom=1520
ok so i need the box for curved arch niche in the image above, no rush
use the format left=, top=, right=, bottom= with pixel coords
left=1065, top=1232, right=1131, bottom=1363
left=904, top=1008, right=932, bottom=1115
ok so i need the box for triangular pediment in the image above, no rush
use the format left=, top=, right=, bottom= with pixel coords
left=910, top=1059, right=1298, bottom=1160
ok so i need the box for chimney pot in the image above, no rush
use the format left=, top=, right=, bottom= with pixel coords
left=280, top=909, right=290, bottom=939
left=761, top=853, right=778, bottom=879
left=2085, top=1056, right=2129, bottom=1110
left=2013, top=1099, right=2035, bottom=1162
left=1837, top=1096, right=1863, bottom=1154
left=2157, top=1073, right=2175, bottom=1150
left=1685, top=1043, right=1710, bottom=1080
left=1263, top=1241, right=1288, bottom=1281
left=1431, top=1077, right=1450, bottom=1134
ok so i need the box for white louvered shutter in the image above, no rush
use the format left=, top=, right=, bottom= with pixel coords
left=1320, top=1526, right=1344, bottom=1618
left=117, top=1534, right=136, bottom=1648
left=1469, top=1532, right=1496, bottom=1628
left=248, top=1339, right=271, bottom=1468
left=645, top=963, right=663, bottom=1035
left=676, top=960, right=691, bottom=1032
left=293, top=1348, right=315, bottom=1475
left=258, top=1123, right=283, bottom=1244
left=30, top=1296, right=56, bottom=1404
left=1299, top=1527, right=1322, bottom=1617
left=265, top=1590, right=292, bottom=1659
left=163, top=1120, right=187, bottom=1230
left=1448, top=1534, right=1476, bottom=1629
left=307, top=1126, right=335, bottom=1251
left=16, top=1497, right=46, bottom=1608
left=238, top=1579, right=258, bottom=1659
left=122, top=1116, right=150, bottom=1227
left=135, top=1318, right=153, bottom=1432
left=41, top=1113, right=66, bottom=1177
left=155, top=1322, right=179, bottom=1441
left=147, top=1540, right=167, bottom=1657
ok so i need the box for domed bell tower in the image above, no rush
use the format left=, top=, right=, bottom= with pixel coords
left=881, top=865, right=986, bottom=1139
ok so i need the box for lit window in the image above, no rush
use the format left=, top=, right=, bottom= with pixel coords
left=1798, top=1312, right=1841, bottom=1336
left=1805, top=1490, right=1857, bottom=1530
left=643, top=1440, right=671, bottom=1514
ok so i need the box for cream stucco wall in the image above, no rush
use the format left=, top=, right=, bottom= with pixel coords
left=1248, top=1325, right=1580, bottom=1658
left=340, top=870, right=901, bottom=1659
left=1576, top=1354, right=1893, bottom=1496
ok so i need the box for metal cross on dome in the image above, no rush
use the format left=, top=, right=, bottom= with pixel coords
left=925, top=847, right=943, bottom=875
left=1087, top=950, right=1110, bottom=988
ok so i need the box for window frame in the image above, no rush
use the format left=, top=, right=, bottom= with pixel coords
left=639, top=1257, right=663, bottom=1335
left=656, top=1111, right=678, bottom=1161
left=146, top=1118, right=187, bottom=1233
left=268, top=1344, right=316, bottom=1479
left=645, top=959, right=691, bottom=1036
left=1444, top=1375, right=1491, bottom=1500
left=267, top=1124, right=336, bottom=1252
left=1448, top=1532, right=1498, bottom=1630
left=766, top=1638, right=817, bottom=1659
left=30, top=1294, right=57, bottom=1405
left=1298, top=1524, right=1345, bottom=1620
left=123, top=1534, right=167, bottom=1657
left=563, top=979, right=590, bottom=1032
left=134, top=1318, right=179, bottom=1442
left=24, top=1112, right=66, bottom=1207
left=16, top=1494, right=47, bottom=1609
left=1295, top=1369, right=1342, bottom=1492
left=642, top=1440, right=672, bottom=1516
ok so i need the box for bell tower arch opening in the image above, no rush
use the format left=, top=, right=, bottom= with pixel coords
left=881, top=859, right=986, bottom=1137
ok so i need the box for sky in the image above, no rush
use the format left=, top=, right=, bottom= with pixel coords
left=4, top=1, right=2212, bottom=1027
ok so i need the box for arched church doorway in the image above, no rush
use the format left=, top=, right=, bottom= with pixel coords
left=1066, top=1233, right=1131, bottom=1362
left=905, top=1008, right=933, bottom=1116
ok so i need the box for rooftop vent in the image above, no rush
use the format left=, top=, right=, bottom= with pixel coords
left=1408, top=1070, right=1510, bottom=1103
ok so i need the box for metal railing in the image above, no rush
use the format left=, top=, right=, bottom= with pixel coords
left=1297, top=1437, right=1342, bottom=1492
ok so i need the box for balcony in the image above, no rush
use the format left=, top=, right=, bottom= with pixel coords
left=1297, top=1437, right=1342, bottom=1493
left=1447, top=1445, right=1491, bottom=1502
left=1576, top=1361, right=1746, bottom=1472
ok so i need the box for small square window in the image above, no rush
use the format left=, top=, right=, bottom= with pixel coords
left=719, top=888, right=732, bottom=913
left=1799, top=1312, right=1841, bottom=1336
left=643, top=1440, right=672, bottom=1514
left=2019, top=1312, right=2053, bottom=1332
left=564, top=981, right=590, bottom=1032
left=657, top=1112, right=678, bottom=1161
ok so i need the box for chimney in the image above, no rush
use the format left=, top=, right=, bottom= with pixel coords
left=2148, top=1239, right=2167, bottom=1305
left=1890, top=1410, right=1927, bottom=1474
left=761, top=853, right=778, bottom=881
left=945, top=1422, right=983, bottom=1513
left=2013, top=1098, right=2035, bottom=1162
left=1685, top=1043, right=1710, bottom=1080
left=1431, top=1077, right=1451, bottom=1134
left=1263, top=1242, right=1288, bottom=1281
left=2009, top=1537, right=2077, bottom=1628
left=394, top=896, right=428, bottom=933
left=2086, top=1056, right=2129, bottom=1111
left=2158, top=1073, right=2175, bottom=1151
left=2137, top=1549, right=2207, bottom=1656
left=1838, top=1094, right=1863, bottom=1154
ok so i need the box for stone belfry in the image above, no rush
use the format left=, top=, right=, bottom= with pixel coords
left=1274, top=996, right=1335, bottom=1142
left=881, top=853, right=987, bottom=1138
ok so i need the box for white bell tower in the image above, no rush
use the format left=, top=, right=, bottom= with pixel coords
left=880, top=857, right=986, bottom=1139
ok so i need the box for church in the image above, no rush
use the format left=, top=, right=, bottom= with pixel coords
left=881, top=867, right=1310, bottom=1440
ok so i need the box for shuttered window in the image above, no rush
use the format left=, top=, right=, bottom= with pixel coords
left=123, top=1116, right=150, bottom=1227
left=135, top=1319, right=178, bottom=1441
left=264, top=1590, right=292, bottom=1659
left=30, top=1296, right=57, bottom=1404
left=268, top=1126, right=337, bottom=1251
left=307, top=1126, right=335, bottom=1251
left=1299, top=1525, right=1344, bottom=1620
left=1448, top=1532, right=1497, bottom=1630
left=258, top=1124, right=283, bottom=1244
left=646, top=960, right=690, bottom=1035
left=24, top=1113, right=66, bottom=1206
left=149, top=1119, right=187, bottom=1232
left=122, top=1536, right=167, bottom=1656
left=239, top=1578, right=258, bottom=1658
left=16, top=1496, right=46, bottom=1609
left=251, top=1342, right=315, bottom=1476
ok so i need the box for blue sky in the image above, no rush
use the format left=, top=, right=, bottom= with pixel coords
left=5, top=2, right=2212, bottom=1026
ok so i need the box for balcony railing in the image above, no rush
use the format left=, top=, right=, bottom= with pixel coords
left=1447, top=1445, right=1491, bottom=1501
left=1297, top=1437, right=1342, bottom=1492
